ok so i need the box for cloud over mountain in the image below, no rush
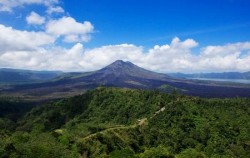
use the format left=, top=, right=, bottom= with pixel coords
left=0, top=33, right=250, bottom=73
left=0, top=0, right=249, bottom=73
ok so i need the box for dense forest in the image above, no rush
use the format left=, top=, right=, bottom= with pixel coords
left=0, top=87, right=250, bottom=157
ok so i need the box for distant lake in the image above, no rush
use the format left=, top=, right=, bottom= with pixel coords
left=188, top=78, right=250, bottom=84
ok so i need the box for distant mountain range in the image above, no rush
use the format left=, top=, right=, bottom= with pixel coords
left=2, top=62, right=249, bottom=84
left=1, top=60, right=250, bottom=100
left=0, top=68, right=62, bottom=84
left=169, top=71, right=250, bottom=80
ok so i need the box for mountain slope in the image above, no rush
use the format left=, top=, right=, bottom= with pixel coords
left=97, top=60, right=170, bottom=80
left=69, top=60, right=173, bottom=88
left=1, top=60, right=250, bottom=100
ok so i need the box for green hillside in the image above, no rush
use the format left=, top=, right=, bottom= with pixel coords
left=1, top=87, right=250, bottom=157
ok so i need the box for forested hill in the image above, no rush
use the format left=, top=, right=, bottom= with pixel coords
left=1, top=87, right=250, bottom=157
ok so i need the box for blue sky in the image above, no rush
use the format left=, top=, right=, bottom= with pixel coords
left=64, top=0, right=250, bottom=48
left=2, top=0, right=250, bottom=48
left=0, top=0, right=250, bottom=72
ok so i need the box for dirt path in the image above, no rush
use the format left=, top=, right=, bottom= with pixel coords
left=81, top=124, right=137, bottom=141
left=81, top=98, right=194, bottom=141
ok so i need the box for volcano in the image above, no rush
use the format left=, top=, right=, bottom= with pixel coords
left=78, top=60, right=173, bottom=88
left=2, top=60, right=250, bottom=100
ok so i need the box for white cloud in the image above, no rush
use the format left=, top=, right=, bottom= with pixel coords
left=141, top=37, right=198, bottom=72
left=0, top=0, right=59, bottom=12
left=46, top=6, right=64, bottom=14
left=196, top=42, right=250, bottom=72
left=0, top=0, right=249, bottom=73
left=0, top=43, right=85, bottom=70
left=46, top=17, right=94, bottom=43
left=79, top=44, right=144, bottom=70
left=0, top=33, right=250, bottom=73
left=26, top=11, right=45, bottom=25
left=0, top=24, right=55, bottom=52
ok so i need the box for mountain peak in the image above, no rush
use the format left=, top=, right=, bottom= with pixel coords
left=111, top=60, right=133, bottom=66
left=97, top=60, right=170, bottom=81
left=113, top=60, right=126, bottom=63
left=103, top=60, right=135, bottom=70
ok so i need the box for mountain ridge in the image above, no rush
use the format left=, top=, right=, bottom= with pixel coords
left=169, top=71, right=250, bottom=80
left=0, top=68, right=62, bottom=84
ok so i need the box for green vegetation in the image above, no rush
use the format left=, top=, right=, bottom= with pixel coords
left=159, top=84, right=186, bottom=93
left=0, top=97, right=35, bottom=133
left=0, top=87, right=250, bottom=157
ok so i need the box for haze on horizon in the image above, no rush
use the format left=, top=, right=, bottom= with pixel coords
left=0, top=0, right=250, bottom=73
